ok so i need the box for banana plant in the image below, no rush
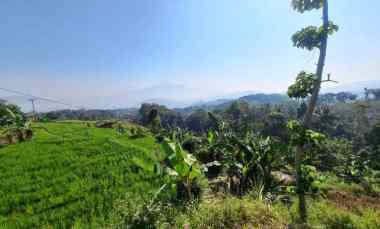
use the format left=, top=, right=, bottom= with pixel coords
left=162, top=138, right=203, bottom=200
left=2, top=107, right=26, bottom=127
left=233, top=135, right=286, bottom=194
left=1, top=107, right=33, bottom=143
left=203, top=129, right=237, bottom=177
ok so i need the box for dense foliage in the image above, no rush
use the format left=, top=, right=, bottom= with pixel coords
left=0, top=102, right=25, bottom=127
left=291, top=22, right=338, bottom=50
left=139, top=103, right=184, bottom=130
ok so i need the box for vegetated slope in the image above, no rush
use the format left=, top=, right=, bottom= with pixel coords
left=0, top=122, right=167, bottom=228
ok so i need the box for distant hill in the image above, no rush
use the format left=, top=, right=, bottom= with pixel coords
left=142, top=88, right=258, bottom=109
left=181, top=81, right=380, bottom=113
left=176, top=93, right=290, bottom=113
left=142, top=98, right=194, bottom=109
left=323, top=80, right=380, bottom=95
left=174, top=99, right=233, bottom=114
left=239, top=93, right=290, bottom=104
left=190, top=98, right=232, bottom=107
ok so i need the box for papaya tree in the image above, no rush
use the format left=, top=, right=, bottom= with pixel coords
left=288, top=0, right=338, bottom=223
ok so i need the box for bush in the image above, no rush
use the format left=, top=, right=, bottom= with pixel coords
left=129, top=126, right=147, bottom=139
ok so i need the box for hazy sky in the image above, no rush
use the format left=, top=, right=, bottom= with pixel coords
left=1, top=0, right=380, bottom=109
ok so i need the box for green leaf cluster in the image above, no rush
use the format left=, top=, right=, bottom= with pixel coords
left=287, top=71, right=317, bottom=99
left=292, top=22, right=338, bottom=50
left=291, top=0, right=323, bottom=13
left=299, top=165, right=326, bottom=194
left=0, top=103, right=26, bottom=128
left=287, top=120, right=326, bottom=146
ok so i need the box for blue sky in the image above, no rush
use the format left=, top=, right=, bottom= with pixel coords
left=1, top=0, right=380, bottom=109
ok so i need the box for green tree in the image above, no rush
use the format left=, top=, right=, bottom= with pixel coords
left=139, top=103, right=183, bottom=129
left=185, top=109, right=213, bottom=133
left=223, top=101, right=251, bottom=133
left=367, top=122, right=380, bottom=148
left=147, top=108, right=161, bottom=134
left=288, top=0, right=338, bottom=223
left=263, top=111, right=288, bottom=142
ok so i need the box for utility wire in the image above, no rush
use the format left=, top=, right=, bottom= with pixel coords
left=0, top=87, right=83, bottom=109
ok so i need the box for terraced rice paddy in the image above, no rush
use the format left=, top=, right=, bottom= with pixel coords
left=0, top=122, right=168, bottom=228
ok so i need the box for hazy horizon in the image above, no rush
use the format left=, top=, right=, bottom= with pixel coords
left=1, top=1, right=380, bottom=111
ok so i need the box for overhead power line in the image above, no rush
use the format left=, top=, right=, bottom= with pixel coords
left=0, top=87, right=83, bottom=110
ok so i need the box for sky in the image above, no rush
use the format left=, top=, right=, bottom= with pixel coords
left=1, top=0, right=380, bottom=110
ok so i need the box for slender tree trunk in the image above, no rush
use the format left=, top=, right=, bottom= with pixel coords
left=295, top=0, right=329, bottom=223
left=295, top=145, right=307, bottom=222
left=304, top=0, right=329, bottom=128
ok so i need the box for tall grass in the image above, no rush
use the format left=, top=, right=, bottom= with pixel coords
left=157, top=196, right=290, bottom=228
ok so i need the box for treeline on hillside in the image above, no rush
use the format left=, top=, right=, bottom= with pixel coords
left=33, top=90, right=378, bottom=122
left=136, top=90, right=375, bottom=134
left=318, top=92, right=357, bottom=104
left=175, top=93, right=292, bottom=113
left=40, top=108, right=138, bottom=121
left=138, top=95, right=380, bottom=140
left=175, top=91, right=366, bottom=114
left=139, top=96, right=380, bottom=171
left=139, top=100, right=296, bottom=135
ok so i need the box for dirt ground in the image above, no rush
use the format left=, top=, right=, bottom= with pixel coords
left=326, top=190, right=380, bottom=212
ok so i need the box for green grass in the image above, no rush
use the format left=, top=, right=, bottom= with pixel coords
left=0, top=122, right=169, bottom=228
left=288, top=199, right=380, bottom=229
left=162, top=196, right=290, bottom=229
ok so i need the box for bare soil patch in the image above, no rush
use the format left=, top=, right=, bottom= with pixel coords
left=326, top=190, right=380, bottom=212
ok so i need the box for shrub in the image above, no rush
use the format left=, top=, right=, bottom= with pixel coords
left=129, top=126, right=147, bottom=139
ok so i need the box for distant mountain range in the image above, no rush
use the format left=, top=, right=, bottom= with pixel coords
left=322, top=80, right=380, bottom=95
left=143, top=89, right=258, bottom=109
left=175, top=93, right=291, bottom=113
left=175, top=80, right=380, bottom=113
left=2, top=80, right=379, bottom=112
